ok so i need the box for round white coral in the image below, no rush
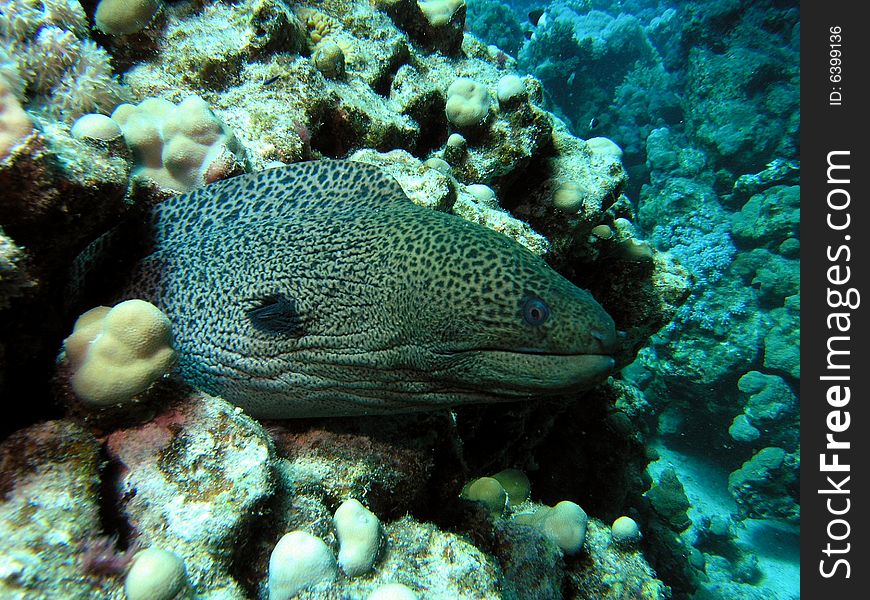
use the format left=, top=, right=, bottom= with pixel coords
left=268, top=531, right=338, bottom=600
left=334, top=499, right=382, bottom=576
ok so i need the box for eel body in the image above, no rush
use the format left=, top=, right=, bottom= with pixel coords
left=124, top=160, right=617, bottom=417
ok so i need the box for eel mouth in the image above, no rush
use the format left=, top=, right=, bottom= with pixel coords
left=438, top=348, right=616, bottom=396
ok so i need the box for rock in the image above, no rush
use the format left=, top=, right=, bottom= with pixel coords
left=0, top=421, right=112, bottom=598
left=105, top=393, right=275, bottom=597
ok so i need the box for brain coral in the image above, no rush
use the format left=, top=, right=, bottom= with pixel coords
left=445, top=77, right=491, bottom=129
left=110, top=95, right=248, bottom=192
left=63, top=299, right=177, bottom=406
left=296, top=7, right=341, bottom=45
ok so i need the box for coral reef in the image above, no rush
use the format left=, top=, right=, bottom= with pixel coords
left=0, top=393, right=670, bottom=598
left=0, top=0, right=801, bottom=598
left=466, top=1, right=800, bottom=598
left=0, top=421, right=112, bottom=598
left=728, top=447, right=800, bottom=523
left=0, top=0, right=127, bottom=120
left=465, top=0, right=524, bottom=57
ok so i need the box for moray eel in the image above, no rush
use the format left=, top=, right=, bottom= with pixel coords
left=123, top=160, right=617, bottom=417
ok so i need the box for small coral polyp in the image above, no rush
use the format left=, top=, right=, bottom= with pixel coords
left=94, top=0, right=162, bottom=36
left=445, top=77, right=491, bottom=129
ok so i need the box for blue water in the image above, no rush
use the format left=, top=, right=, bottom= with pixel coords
left=466, top=0, right=800, bottom=597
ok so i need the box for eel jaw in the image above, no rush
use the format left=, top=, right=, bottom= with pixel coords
left=434, top=349, right=616, bottom=397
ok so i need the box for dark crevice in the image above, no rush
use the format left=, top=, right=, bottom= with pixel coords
left=95, top=445, right=137, bottom=550
left=499, top=152, right=551, bottom=213
left=227, top=479, right=283, bottom=597
left=371, top=46, right=412, bottom=98
left=412, top=104, right=448, bottom=159
left=310, top=107, right=354, bottom=158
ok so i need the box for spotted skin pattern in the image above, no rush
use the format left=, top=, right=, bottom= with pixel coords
left=125, top=160, right=617, bottom=417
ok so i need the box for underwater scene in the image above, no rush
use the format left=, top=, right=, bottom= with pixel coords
left=0, top=0, right=800, bottom=599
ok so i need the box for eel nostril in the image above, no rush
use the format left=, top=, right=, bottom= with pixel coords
left=591, top=327, right=620, bottom=353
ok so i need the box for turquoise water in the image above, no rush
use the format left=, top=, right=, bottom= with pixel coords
left=465, top=0, right=800, bottom=597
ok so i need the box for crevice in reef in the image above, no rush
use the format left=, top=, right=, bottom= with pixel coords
left=310, top=106, right=355, bottom=158
left=227, top=479, right=283, bottom=598
left=411, top=106, right=448, bottom=159
left=95, top=445, right=137, bottom=551
left=370, top=46, right=411, bottom=98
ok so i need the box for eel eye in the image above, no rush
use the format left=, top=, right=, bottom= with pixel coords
left=246, top=294, right=304, bottom=337
left=522, top=297, right=550, bottom=326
